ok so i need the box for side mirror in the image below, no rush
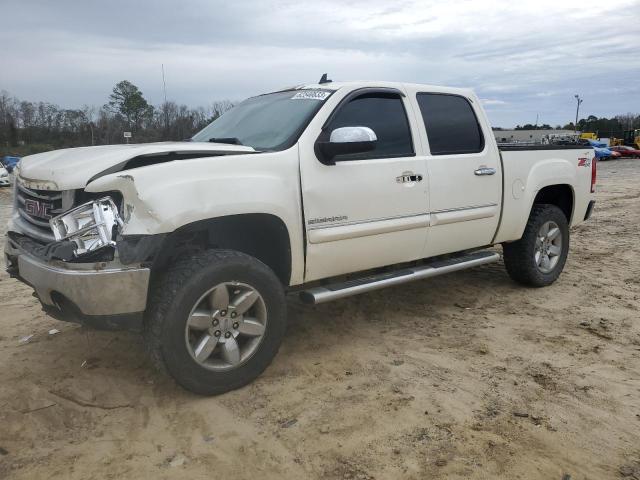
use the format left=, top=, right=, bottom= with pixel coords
left=315, top=126, right=377, bottom=164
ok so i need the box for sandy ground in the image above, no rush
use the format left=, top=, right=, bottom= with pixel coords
left=0, top=159, right=639, bottom=480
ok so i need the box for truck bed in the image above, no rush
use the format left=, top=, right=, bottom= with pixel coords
left=493, top=144, right=595, bottom=244
left=498, top=144, right=591, bottom=151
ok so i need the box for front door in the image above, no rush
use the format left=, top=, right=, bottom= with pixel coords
left=299, top=88, right=429, bottom=282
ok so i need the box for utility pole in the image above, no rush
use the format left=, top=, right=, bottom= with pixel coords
left=574, top=95, right=583, bottom=133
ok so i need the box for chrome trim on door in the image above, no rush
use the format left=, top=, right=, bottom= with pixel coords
left=431, top=203, right=498, bottom=215
left=396, top=172, right=423, bottom=183
left=430, top=203, right=499, bottom=226
left=308, top=212, right=430, bottom=244
left=474, top=167, right=496, bottom=176
left=308, top=212, right=429, bottom=230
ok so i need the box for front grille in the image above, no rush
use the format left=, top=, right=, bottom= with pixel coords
left=15, top=182, right=74, bottom=243
left=13, top=178, right=123, bottom=245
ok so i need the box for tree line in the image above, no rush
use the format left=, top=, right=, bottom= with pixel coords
left=0, top=80, right=234, bottom=157
left=2, top=81, right=639, bottom=157
left=505, top=113, right=640, bottom=136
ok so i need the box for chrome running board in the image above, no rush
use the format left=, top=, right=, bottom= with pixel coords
left=300, top=250, right=500, bottom=304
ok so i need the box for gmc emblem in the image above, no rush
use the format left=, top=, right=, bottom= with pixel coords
left=24, top=198, right=53, bottom=219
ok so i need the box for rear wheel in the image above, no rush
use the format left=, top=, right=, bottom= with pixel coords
left=144, top=250, right=286, bottom=395
left=503, top=204, right=569, bottom=287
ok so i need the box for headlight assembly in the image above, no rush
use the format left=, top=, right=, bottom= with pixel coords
left=50, top=197, right=123, bottom=256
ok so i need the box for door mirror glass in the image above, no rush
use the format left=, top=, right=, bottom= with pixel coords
left=317, top=126, right=377, bottom=164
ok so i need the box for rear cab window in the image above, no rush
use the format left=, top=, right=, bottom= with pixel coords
left=416, top=93, right=484, bottom=155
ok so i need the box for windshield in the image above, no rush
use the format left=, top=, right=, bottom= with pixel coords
left=191, top=89, right=333, bottom=151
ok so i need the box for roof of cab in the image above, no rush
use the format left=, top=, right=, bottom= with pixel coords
left=295, top=81, right=476, bottom=99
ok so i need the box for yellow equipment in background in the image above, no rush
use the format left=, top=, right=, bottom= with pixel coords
left=580, top=132, right=598, bottom=140
left=623, top=129, right=640, bottom=149
left=580, top=130, right=639, bottom=148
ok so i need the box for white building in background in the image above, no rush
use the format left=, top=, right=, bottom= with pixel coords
left=494, top=129, right=578, bottom=144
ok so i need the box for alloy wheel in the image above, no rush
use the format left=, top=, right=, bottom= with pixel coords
left=185, top=282, right=267, bottom=371
left=534, top=220, right=562, bottom=274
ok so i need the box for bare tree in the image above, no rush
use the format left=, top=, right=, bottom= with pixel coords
left=210, top=100, right=234, bottom=121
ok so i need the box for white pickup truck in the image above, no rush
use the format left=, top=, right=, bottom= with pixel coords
left=5, top=80, right=596, bottom=394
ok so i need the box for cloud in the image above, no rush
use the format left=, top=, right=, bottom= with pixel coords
left=1, top=0, right=639, bottom=127
left=481, top=99, right=508, bottom=106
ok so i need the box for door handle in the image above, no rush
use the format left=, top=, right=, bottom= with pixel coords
left=474, top=167, right=496, bottom=176
left=396, top=172, right=423, bottom=183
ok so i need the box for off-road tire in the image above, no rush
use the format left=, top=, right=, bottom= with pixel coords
left=503, top=204, right=570, bottom=287
left=144, top=249, right=286, bottom=395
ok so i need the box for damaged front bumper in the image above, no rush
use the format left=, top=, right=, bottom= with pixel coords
left=4, top=233, right=150, bottom=331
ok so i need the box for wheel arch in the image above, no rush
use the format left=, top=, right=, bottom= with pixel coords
left=150, top=213, right=292, bottom=287
left=531, top=183, right=575, bottom=223
left=506, top=183, right=575, bottom=242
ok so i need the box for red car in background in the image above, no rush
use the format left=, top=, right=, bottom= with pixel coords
left=610, top=146, right=640, bottom=158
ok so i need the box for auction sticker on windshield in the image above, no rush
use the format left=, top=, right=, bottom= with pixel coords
left=291, top=90, right=332, bottom=100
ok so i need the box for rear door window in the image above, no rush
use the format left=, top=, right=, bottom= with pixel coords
left=416, top=93, right=484, bottom=155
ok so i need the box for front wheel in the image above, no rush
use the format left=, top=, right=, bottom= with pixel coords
left=144, top=250, right=287, bottom=395
left=502, top=204, right=570, bottom=287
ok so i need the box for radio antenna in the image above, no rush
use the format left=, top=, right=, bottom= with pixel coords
left=319, top=73, right=332, bottom=84
left=161, top=64, right=168, bottom=104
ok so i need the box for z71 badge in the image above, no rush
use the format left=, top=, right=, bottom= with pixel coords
left=578, top=157, right=591, bottom=167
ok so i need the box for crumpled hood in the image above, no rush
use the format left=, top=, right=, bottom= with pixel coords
left=17, top=141, right=255, bottom=190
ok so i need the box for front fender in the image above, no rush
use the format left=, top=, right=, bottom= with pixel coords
left=85, top=148, right=306, bottom=285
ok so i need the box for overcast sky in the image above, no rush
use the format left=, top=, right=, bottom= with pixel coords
left=1, top=0, right=639, bottom=127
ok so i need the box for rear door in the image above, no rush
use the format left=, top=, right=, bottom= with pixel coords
left=410, top=90, right=502, bottom=257
left=299, top=88, right=429, bottom=282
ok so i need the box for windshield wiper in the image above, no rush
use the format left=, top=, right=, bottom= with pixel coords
left=208, top=137, right=243, bottom=145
